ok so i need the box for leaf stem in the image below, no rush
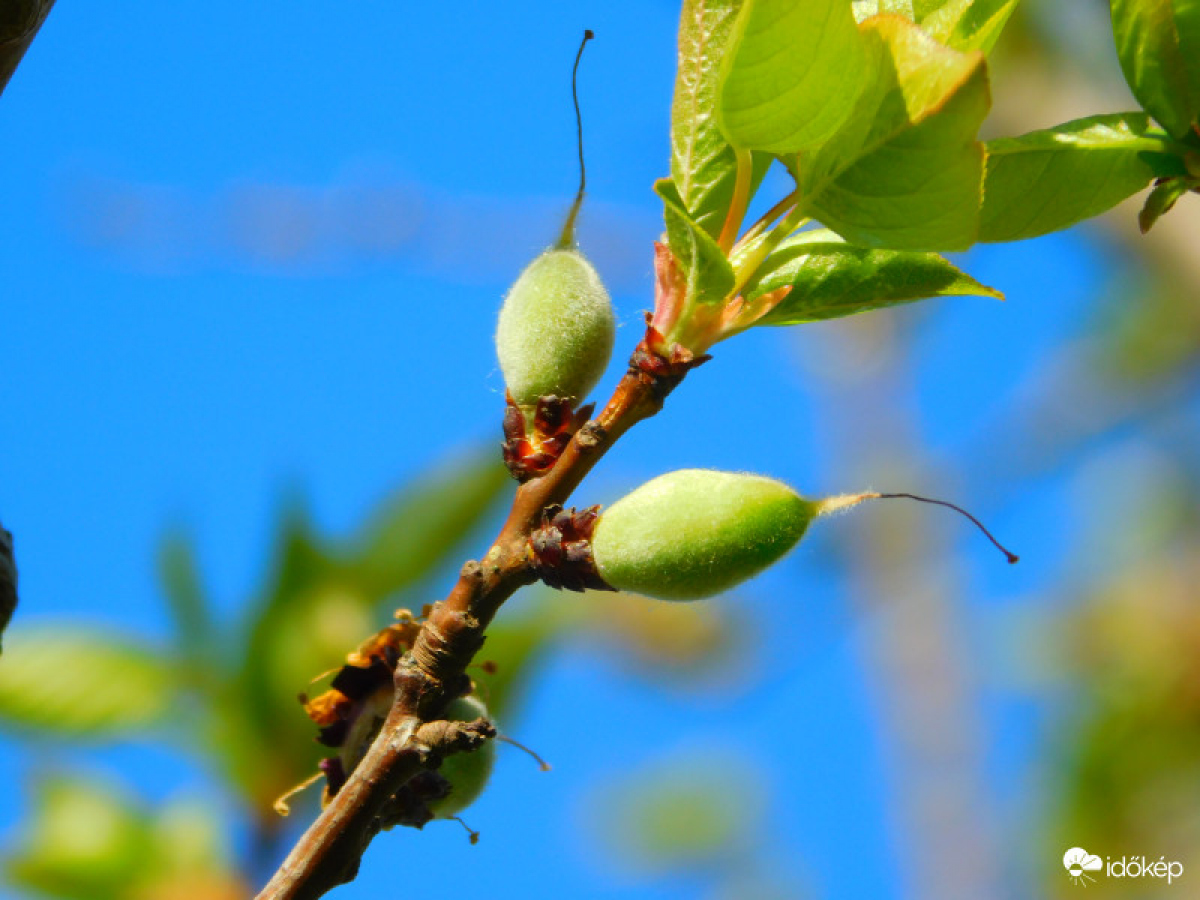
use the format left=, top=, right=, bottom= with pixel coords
left=735, top=189, right=799, bottom=251
left=730, top=204, right=808, bottom=298
left=717, top=147, right=754, bottom=254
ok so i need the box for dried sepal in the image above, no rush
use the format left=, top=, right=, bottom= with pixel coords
left=501, top=393, right=595, bottom=481
left=527, top=504, right=615, bottom=592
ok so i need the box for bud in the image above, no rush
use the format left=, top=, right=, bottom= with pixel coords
left=495, top=248, right=615, bottom=411
left=428, top=694, right=496, bottom=818
left=591, top=469, right=816, bottom=601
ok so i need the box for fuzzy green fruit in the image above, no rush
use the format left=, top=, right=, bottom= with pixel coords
left=427, top=695, right=496, bottom=819
left=495, top=248, right=615, bottom=409
left=591, top=470, right=816, bottom=601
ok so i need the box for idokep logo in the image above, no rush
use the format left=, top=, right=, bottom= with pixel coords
left=1063, top=848, right=1102, bottom=886
left=1063, top=847, right=1185, bottom=887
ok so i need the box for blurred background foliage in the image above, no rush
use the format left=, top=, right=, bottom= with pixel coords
left=2, top=1, right=1200, bottom=899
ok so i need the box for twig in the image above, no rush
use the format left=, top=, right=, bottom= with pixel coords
left=0, top=1, right=56, bottom=98
left=0, top=523, right=15, bottom=649
left=255, top=345, right=691, bottom=900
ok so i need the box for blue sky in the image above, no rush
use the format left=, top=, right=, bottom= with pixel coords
left=0, top=3, right=1155, bottom=899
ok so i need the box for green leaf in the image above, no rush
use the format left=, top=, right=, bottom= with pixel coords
left=717, top=0, right=870, bottom=154
left=346, top=448, right=511, bottom=601
left=916, top=0, right=1022, bottom=53
left=655, top=177, right=736, bottom=306
left=853, top=1, right=1021, bottom=52
left=7, top=776, right=152, bottom=900
left=794, top=15, right=989, bottom=250
left=1111, top=0, right=1200, bottom=138
left=0, top=626, right=173, bottom=736
left=981, top=113, right=1186, bottom=242
left=1138, top=175, right=1196, bottom=231
left=671, top=0, right=744, bottom=239
left=743, top=228, right=1001, bottom=324
left=854, top=1, right=916, bottom=21
left=0, top=523, right=15, bottom=652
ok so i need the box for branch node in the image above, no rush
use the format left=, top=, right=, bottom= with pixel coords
left=576, top=420, right=606, bottom=451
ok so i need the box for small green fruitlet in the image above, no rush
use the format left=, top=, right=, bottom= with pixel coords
left=427, top=694, right=497, bottom=819
left=495, top=248, right=616, bottom=411
left=495, top=30, right=614, bottom=417
left=591, top=469, right=816, bottom=601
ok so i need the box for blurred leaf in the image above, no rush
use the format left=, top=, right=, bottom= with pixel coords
left=1095, top=274, right=1200, bottom=383
left=6, top=776, right=152, bottom=900
left=915, top=0, right=1021, bottom=53
left=0, top=522, right=15, bottom=651
left=1138, top=175, right=1196, bottom=231
left=981, top=113, right=1185, bottom=242
left=231, top=450, right=509, bottom=804
left=157, top=530, right=218, bottom=683
left=792, top=15, right=988, bottom=250
left=655, top=177, right=736, bottom=306
left=1111, top=0, right=1200, bottom=138
left=578, top=592, right=746, bottom=687
left=346, top=448, right=511, bottom=601
left=146, top=797, right=238, bottom=884
left=216, top=501, right=336, bottom=801
left=0, top=626, right=173, bottom=737
left=1045, top=554, right=1200, bottom=867
left=743, top=227, right=1001, bottom=325
left=587, top=750, right=765, bottom=875
left=718, top=0, right=869, bottom=155
left=236, top=505, right=350, bottom=798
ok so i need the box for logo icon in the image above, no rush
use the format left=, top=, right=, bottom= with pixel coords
left=1064, top=848, right=1103, bottom=886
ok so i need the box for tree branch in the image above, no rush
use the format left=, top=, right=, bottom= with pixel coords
left=0, top=1, right=55, bottom=99
left=0, top=523, right=15, bottom=649
left=255, top=338, right=695, bottom=900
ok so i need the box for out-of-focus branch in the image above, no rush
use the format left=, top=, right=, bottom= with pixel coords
left=0, top=0, right=55, bottom=98
left=0, top=523, right=15, bottom=649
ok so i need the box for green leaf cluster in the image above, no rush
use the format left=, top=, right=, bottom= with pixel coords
left=656, top=0, right=1198, bottom=352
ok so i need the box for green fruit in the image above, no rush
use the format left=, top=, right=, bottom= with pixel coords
left=495, top=248, right=615, bottom=409
left=428, top=695, right=496, bottom=819
left=591, top=470, right=817, bottom=601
